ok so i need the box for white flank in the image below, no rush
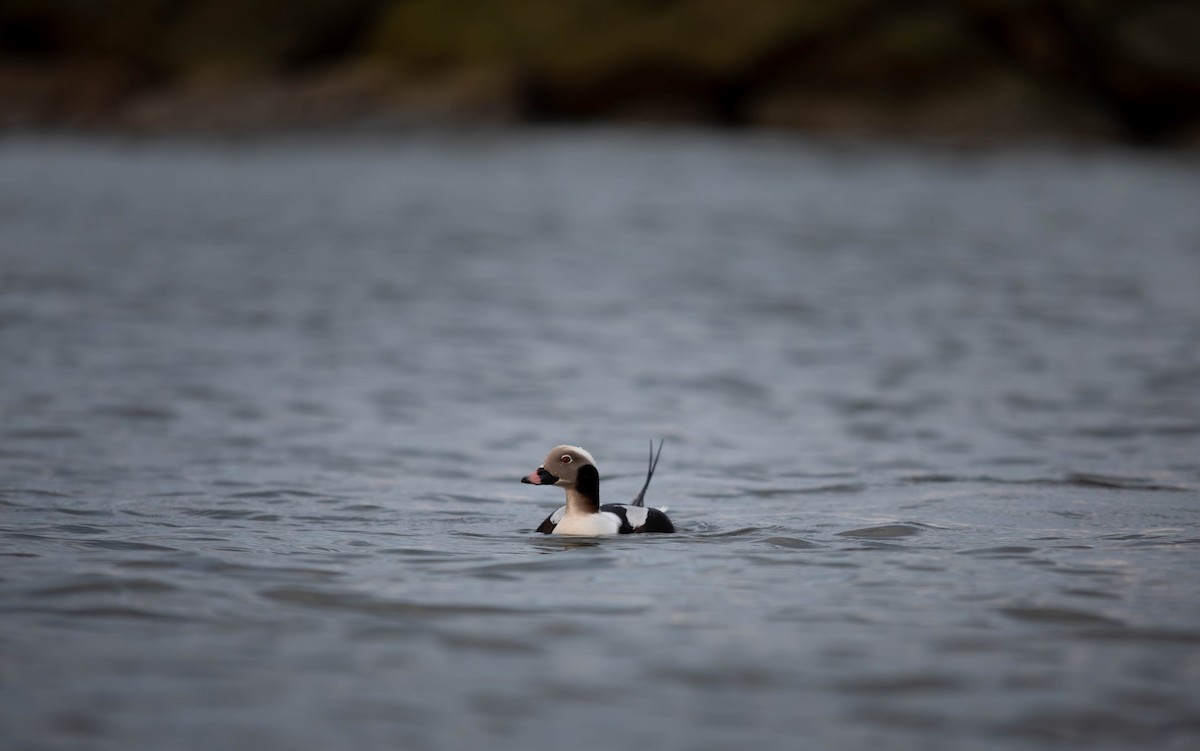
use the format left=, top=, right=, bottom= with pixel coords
left=552, top=511, right=622, bottom=536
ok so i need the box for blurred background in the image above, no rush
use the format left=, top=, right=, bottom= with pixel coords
left=1, top=0, right=1199, bottom=144
left=3, top=3, right=1200, bottom=751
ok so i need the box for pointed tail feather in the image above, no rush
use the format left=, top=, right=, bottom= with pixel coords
left=630, top=439, right=664, bottom=508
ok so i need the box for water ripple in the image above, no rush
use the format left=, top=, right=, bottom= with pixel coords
left=998, top=606, right=1123, bottom=626
left=260, top=588, right=523, bottom=618
left=837, top=524, right=924, bottom=539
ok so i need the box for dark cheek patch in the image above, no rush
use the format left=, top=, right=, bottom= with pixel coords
left=574, top=464, right=601, bottom=512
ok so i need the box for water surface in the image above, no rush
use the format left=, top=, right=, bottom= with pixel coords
left=2, top=131, right=1199, bottom=750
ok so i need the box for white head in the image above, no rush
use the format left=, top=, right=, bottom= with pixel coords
left=521, top=445, right=600, bottom=511
left=521, top=445, right=596, bottom=486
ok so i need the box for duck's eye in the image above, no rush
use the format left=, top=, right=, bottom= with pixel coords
left=559, top=454, right=573, bottom=464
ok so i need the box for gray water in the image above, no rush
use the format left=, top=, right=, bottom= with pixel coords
left=1, top=130, right=1199, bottom=751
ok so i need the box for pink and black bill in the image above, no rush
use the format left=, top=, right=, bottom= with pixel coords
left=522, top=467, right=559, bottom=485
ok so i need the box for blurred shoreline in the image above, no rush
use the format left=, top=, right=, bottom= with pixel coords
left=2, top=1, right=1198, bottom=147
left=4, top=62, right=1193, bottom=148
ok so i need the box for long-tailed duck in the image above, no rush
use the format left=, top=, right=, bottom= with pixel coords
left=522, top=441, right=675, bottom=535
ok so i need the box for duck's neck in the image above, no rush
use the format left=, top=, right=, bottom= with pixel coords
left=564, top=466, right=600, bottom=515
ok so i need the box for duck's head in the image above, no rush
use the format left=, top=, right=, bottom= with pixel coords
left=521, top=445, right=597, bottom=488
